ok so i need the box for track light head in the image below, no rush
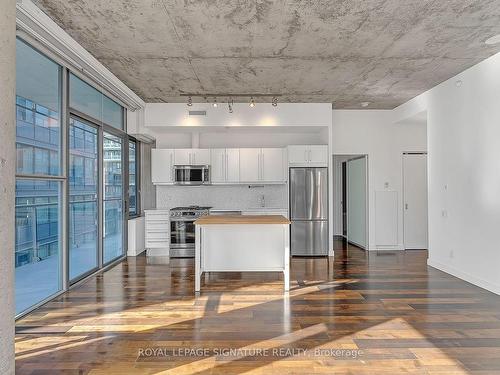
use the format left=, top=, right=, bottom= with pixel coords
left=228, top=100, right=233, bottom=113
left=272, top=97, right=278, bottom=107
left=249, top=97, right=255, bottom=108
left=187, top=96, right=193, bottom=107
left=213, top=97, right=218, bottom=108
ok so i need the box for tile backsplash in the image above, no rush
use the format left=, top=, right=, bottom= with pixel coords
left=156, top=184, right=287, bottom=210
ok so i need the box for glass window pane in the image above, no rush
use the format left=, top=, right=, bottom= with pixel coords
left=103, top=132, right=124, bottom=263
left=70, top=73, right=124, bottom=129
left=15, top=179, right=62, bottom=315
left=69, top=74, right=102, bottom=123
left=128, top=140, right=137, bottom=216
left=103, top=95, right=124, bottom=130
left=16, top=39, right=61, bottom=176
left=69, top=118, right=98, bottom=280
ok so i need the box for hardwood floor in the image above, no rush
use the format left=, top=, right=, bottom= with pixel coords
left=15, top=241, right=500, bottom=374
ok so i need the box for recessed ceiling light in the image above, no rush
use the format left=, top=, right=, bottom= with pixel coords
left=485, top=34, right=500, bottom=45
left=360, top=101, right=370, bottom=108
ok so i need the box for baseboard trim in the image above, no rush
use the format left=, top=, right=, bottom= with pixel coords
left=368, top=245, right=405, bottom=251
left=146, top=248, right=170, bottom=257
left=427, top=258, right=500, bottom=296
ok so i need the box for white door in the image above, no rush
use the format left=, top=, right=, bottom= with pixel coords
left=308, top=145, right=328, bottom=165
left=261, top=148, right=285, bottom=182
left=287, top=145, right=308, bottom=165
left=151, top=149, right=174, bottom=183
left=403, top=153, right=428, bottom=249
left=226, top=148, right=240, bottom=183
left=210, top=149, right=226, bottom=183
left=347, top=157, right=367, bottom=249
left=174, top=149, right=191, bottom=165
left=239, top=148, right=261, bottom=182
left=192, top=149, right=210, bottom=165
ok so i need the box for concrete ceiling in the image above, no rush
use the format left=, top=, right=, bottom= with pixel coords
left=34, top=0, right=500, bottom=109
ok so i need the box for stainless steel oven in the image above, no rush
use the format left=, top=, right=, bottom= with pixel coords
left=174, top=165, right=210, bottom=185
left=170, top=206, right=211, bottom=257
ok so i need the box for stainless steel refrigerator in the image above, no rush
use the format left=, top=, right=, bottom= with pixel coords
left=289, top=167, right=328, bottom=256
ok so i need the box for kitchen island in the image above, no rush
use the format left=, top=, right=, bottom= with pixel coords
left=194, top=215, right=291, bottom=292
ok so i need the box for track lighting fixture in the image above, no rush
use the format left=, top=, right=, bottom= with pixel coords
left=183, top=94, right=281, bottom=112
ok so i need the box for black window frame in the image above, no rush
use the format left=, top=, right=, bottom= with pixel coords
left=127, top=136, right=140, bottom=219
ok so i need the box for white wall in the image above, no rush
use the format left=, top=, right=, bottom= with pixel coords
left=395, top=51, right=500, bottom=295
left=145, top=103, right=332, bottom=128
left=332, top=110, right=427, bottom=250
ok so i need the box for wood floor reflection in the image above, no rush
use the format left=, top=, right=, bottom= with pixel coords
left=15, top=241, right=500, bottom=374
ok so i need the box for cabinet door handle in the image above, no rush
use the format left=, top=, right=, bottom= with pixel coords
left=262, top=152, right=264, bottom=180
left=170, top=153, right=173, bottom=181
left=304, top=150, right=308, bottom=162
left=226, top=153, right=229, bottom=180
left=309, top=150, right=312, bottom=162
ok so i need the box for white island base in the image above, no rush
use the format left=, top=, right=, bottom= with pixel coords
left=194, top=215, right=291, bottom=292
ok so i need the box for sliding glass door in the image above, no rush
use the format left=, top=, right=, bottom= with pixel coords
left=103, top=131, right=124, bottom=264
left=69, top=117, right=99, bottom=280
left=15, top=39, right=63, bottom=314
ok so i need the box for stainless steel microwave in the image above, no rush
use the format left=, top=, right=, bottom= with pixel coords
left=174, top=165, right=210, bottom=185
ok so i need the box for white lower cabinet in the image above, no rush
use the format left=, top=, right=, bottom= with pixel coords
left=145, top=210, right=170, bottom=256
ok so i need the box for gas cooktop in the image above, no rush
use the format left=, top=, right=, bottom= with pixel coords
left=170, top=206, right=212, bottom=211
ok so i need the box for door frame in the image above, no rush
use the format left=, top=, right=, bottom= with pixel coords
left=101, top=125, right=129, bottom=267
left=67, top=114, right=101, bottom=284
left=333, top=154, right=369, bottom=251
left=341, top=161, right=347, bottom=238
left=402, top=151, right=428, bottom=250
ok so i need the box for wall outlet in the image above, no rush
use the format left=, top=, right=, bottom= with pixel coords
left=449, top=250, right=454, bottom=259
left=441, top=210, right=448, bottom=218
left=384, top=182, right=389, bottom=189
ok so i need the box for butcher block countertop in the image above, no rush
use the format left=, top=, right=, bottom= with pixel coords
left=195, top=215, right=290, bottom=225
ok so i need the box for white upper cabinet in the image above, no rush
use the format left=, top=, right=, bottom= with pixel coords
left=240, top=148, right=286, bottom=184
left=288, top=145, right=328, bottom=166
left=210, top=148, right=226, bottom=183
left=151, top=149, right=174, bottom=184
left=153, top=147, right=286, bottom=185
left=173, top=149, right=191, bottom=165
left=261, top=148, right=286, bottom=183
left=308, top=145, right=329, bottom=164
left=211, top=148, right=240, bottom=184
left=174, top=148, right=210, bottom=165
left=225, top=148, right=240, bottom=183
left=239, top=148, right=261, bottom=183
left=192, top=149, right=210, bottom=165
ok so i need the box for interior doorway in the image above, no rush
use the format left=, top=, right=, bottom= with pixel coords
left=333, top=154, right=368, bottom=250
left=403, top=152, right=428, bottom=249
